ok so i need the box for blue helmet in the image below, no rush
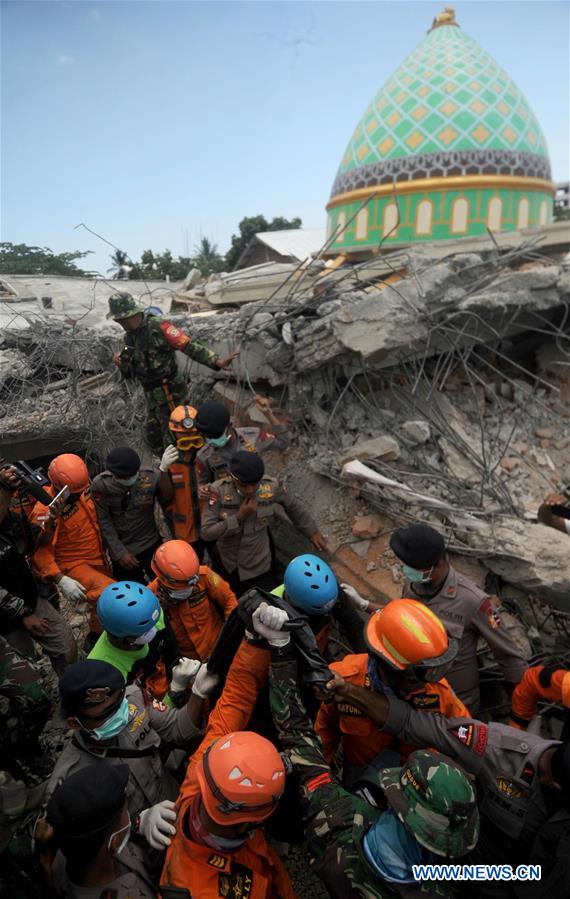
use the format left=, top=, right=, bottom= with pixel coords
left=283, top=555, right=338, bottom=615
left=97, top=582, right=160, bottom=637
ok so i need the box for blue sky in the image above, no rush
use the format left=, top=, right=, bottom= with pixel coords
left=2, top=0, right=568, bottom=274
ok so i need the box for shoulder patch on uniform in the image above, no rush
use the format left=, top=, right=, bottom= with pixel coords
left=159, top=320, right=190, bottom=350
left=207, top=571, right=221, bottom=587
left=496, top=776, right=524, bottom=799
left=409, top=692, right=440, bottom=710
left=473, top=723, right=488, bottom=756
left=207, top=853, right=227, bottom=869
left=479, top=596, right=501, bottom=629
left=306, top=772, right=332, bottom=793
left=450, top=723, right=474, bottom=748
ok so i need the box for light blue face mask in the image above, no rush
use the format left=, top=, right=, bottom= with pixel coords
left=206, top=432, right=230, bottom=448
left=363, top=808, right=433, bottom=883
left=402, top=563, right=433, bottom=584
left=88, top=696, right=130, bottom=742
left=116, top=473, right=138, bottom=487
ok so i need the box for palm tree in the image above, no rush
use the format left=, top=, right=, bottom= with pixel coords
left=107, top=249, right=132, bottom=279
left=192, top=237, right=224, bottom=277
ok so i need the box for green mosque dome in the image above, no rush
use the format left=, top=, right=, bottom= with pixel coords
left=326, top=8, right=554, bottom=250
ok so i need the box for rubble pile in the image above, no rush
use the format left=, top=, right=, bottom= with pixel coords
left=2, top=242, right=570, bottom=609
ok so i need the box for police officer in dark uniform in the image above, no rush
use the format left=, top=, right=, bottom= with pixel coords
left=92, top=447, right=171, bottom=583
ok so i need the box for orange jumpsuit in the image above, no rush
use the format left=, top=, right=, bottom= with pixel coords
left=161, top=641, right=297, bottom=898
left=509, top=665, right=570, bottom=729
left=30, top=487, right=114, bottom=632
left=149, top=566, right=237, bottom=661
left=167, top=455, right=203, bottom=544
left=315, top=653, right=471, bottom=768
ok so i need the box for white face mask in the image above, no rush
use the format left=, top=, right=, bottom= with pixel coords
left=169, top=586, right=194, bottom=601
left=108, top=813, right=131, bottom=856
left=133, top=626, right=157, bottom=646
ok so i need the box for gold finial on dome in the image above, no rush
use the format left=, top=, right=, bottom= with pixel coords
left=429, top=7, right=459, bottom=32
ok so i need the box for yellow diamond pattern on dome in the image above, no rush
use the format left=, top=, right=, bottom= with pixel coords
left=336, top=22, right=550, bottom=176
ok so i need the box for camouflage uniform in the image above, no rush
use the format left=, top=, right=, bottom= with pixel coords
left=269, top=649, right=458, bottom=898
left=108, top=295, right=220, bottom=453
left=0, top=636, right=51, bottom=766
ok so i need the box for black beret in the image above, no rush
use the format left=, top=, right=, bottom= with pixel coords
left=389, top=523, right=445, bottom=568
left=229, top=450, right=265, bottom=484
left=106, top=446, right=140, bottom=478
left=195, top=401, right=230, bottom=437
left=47, top=764, right=129, bottom=838
left=59, top=660, right=125, bottom=713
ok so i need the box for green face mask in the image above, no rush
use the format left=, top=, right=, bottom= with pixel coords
left=206, top=433, right=230, bottom=448
left=116, top=474, right=138, bottom=487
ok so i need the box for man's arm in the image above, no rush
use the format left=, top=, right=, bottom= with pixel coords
left=200, top=491, right=241, bottom=542
left=272, top=481, right=324, bottom=551
left=314, top=694, right=342, bottom=764
left=333, top=678, right=486, bottom=778
left=91, top=483, right=127, bottom=562
left=145, top=691, right=203, bottom=746
left=204, top=568, right=237, bottom=619
left=473, top=595, right=528, bottom=684
left=158, top=321, right=219, bottom=370
left=510, top=666, right=570, bottom=728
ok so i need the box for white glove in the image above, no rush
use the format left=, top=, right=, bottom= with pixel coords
left=191, top=662, right=219, bottom=699
left=170, top=657, right=201, bottom=692
left=341, top=583, right=369, bottom=611
left=57, top=575, right=87, bottom=603
left=137, top=800, right=177, bottom=849
left=252, top=602, right=290, bottom=647
left=159, top=444, right=179, bottom=472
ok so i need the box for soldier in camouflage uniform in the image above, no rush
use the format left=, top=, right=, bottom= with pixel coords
left=0, top=636, right=51, bottom=780
left=108, top=293, right=238, bottom=453
left=254, top=605, right=479, bottom=899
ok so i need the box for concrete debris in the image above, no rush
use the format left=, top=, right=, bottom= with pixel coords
left=340, top=435, right=400, bottom=465
left=350, top=540, right=371, bottom=558
left=400, top=419, right=431, bottom=444
left=182, top=268, right=203, bottom=291
left=351, top=513, right=383, bottom=539
left=471, top=519, right=570, bottom=609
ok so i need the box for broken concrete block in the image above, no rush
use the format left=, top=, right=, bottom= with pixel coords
left=401, top=420, right=431, bottom=444
left=182, top=268, right=202, bottom=291
left=500, top=457, right=519, bottom=473
left=350, top=540, right=371, bottom=558
left=340, top=435, right=400, bottom=465
left=535, top=427, right=554, bottom=439
left=352, top=514, right=383, bottom=539
left=474, top=518, right=570, bottom=609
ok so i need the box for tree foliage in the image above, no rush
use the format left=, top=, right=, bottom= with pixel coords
left=554, top=205, right=570, bottom=222
left=225, top=214, right=302, bottom=270
left=0, top=243, right=92, bottom=276
left=192, top=237, right=225, bottom=277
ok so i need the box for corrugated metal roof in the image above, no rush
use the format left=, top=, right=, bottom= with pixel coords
left=254, top=228, right=327, bottom=262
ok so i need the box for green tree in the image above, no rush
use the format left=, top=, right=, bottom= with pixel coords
left=191, top=237, right=225, bottom=277
left=225, top=215, right=302, bottom=270
left=554, top=205, right=570, bottom=222
left=107, top=249, right=132, bottom=279
left=0, top=242, right=92, bottom=276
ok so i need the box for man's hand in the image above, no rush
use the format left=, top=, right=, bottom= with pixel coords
left=118, top=551, right=139, bottom=571
left=341, top=583, right=369, bottom=611
left=325, top=673, right=350, bottom=698
left=0, top=464, right=21, bottom=493
left=310, top=532, right=328, bottom=552
left=198, top=484, right=213, bottom=500
left=22, top=614, right=51, bottom=636
left=215, top=350, right=240, bottom=370
left=191, top=662, right=219, bottom=699
left=137, top=801, right=177, bottom=849
left=159, top=444, right=179, bottom=473
left=57, top=575, right=87, bottom=603
left=254, top=394, right=273, bottom=414
left=112, top=352, right=123, bottom=368
left=544, top=493, right=567, bottom=506
left=170, top=657, right=201, bottom=692
left=252, top=602, right=290, bottom=647
left=236, top=497, right=258, bottom=522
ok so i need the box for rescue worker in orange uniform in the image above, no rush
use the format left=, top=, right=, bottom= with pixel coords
left=160, top=730, right=297, bottom=898
left=149, top=539, right=237, bottom=662
left=158, top=405, right=207, bottom=560
left=509, top=663, right=570, bottom=734
left=30, top=454, right=115, bottom=645
left=315, top=598, right=470, bottom=781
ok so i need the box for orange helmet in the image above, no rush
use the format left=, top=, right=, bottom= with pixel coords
left=365, top=599, right=458, bottom=683
left=196, top=732, right=286, bottom=825
left=47, top=454, right=89, bottom=493
left=168, top=405, right=204, bottom=452
left=151, top=540, right=200, bottom=588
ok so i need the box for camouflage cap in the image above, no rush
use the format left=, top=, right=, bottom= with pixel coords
left=378, top=750, right=479, bottom=857
left=106, top=292, right=144, bottom=321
